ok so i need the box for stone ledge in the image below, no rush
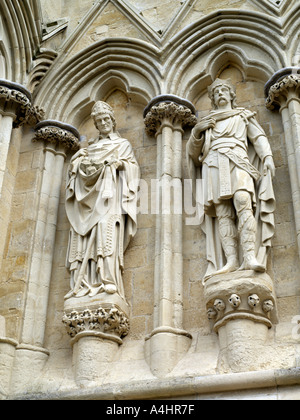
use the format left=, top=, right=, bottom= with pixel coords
left=9, top=367, right=300, bottom=400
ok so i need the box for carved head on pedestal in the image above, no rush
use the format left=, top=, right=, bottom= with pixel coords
left=228, top=294, right=241, bottom=309
left=248, top=294, right=260, bottom=308
left=213, top=298, right=226, bottom=312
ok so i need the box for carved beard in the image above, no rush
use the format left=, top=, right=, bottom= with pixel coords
left=216, top=96, right=230, bottom=107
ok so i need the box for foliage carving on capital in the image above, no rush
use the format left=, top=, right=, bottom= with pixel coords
left=0, top=82, right=44, bottom=127
left=34, top=122, right=80, bottom=151
left=62, top=305, right=130, bottom=342
left=144, top=101, right=197, bottom=136
left=266, top=74, right=300, bottom=110
left=25, top=105, right=45, bottom=127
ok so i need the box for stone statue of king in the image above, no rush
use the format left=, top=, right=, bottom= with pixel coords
left=187, top=79, right=276, bottom=281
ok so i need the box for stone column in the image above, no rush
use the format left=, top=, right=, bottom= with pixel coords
left=0, top=80, right=31, bottom=194
left=0, top=80, right=43, bottom=397
left=10, top=120, right=80, bottom=394
left=0, top=80, right=43, bottom=262
left=0, top=80, right=44, bottom=190
left=265, top=68, right=300, bottom=254
left=143, top=95, right=197, bottom=377
left=0, top=316, right=18, bottom=399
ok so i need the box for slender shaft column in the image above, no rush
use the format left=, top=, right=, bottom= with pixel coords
left=0, top=80, right=43, bottom=194
left=0, top=316, right=17, bottom=399
left=0, top=80, right=42, bottom=261
left=265, top=69, right=300, bottom=253
left=143, top=95, right=197, bottom=377
left=0, top=80, right=43, bottom=397
left=10, top=121, right=80, bottom=394
left=0, top=80, right=31, bottom=188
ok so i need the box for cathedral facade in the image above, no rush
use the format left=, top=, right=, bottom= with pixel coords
left=0, top=0, right=300, bottom=400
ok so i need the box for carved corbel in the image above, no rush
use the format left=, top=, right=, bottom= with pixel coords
left=205, top=271, right=277, bottom=333
left=204, top=270, right=278, bottom=373
left=62, top=305, right=130, bottom=346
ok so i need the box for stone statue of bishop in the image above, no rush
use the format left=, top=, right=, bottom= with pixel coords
left=65, top=101, right=140, bottom=298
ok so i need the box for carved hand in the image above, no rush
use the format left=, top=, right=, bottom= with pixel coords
left=77, top=148, right=88, bottom=158
left=193, top=117, right=216, bottom=138
left=263, top=156, right=275, bottom=178
left=104, top=159, right=124, bottom=170
left=113, top=160, right=124, bottom=170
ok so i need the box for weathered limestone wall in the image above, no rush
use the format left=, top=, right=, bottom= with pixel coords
left=0, top=0, right=300, bottom=400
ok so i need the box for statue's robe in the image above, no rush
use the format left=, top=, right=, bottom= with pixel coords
left=186, top=108, right=275, bottom=280
left=65, top=132, right=140, bottom=298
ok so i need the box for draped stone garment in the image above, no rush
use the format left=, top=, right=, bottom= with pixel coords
left=65, top=133, right=140, bottom=298
left=186, top=108, right=275, bottom=280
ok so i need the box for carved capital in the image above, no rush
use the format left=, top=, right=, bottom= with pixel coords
left=265, top=69, right=300, bottom=110
left=34, top=120, right=80, bottom=152
left=0, top=79, right=44, bottom=127
left=62, top=305, right=130, bottom=345
left=204, top=271, right=277, bottom=332
left=144, top=95, right=197, bottom=136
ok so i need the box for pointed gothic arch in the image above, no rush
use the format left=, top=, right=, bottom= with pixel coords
left=0, top=0, right=41, bottom=83
left=163, top=10, right=286, bottom=98
left=182, top=44, right=274, bottom=103
left=67, top=71, right=150, bottom=130
left=35, top=38, right=162, bottom=122
left=282, top=4, right=300, bottom=65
